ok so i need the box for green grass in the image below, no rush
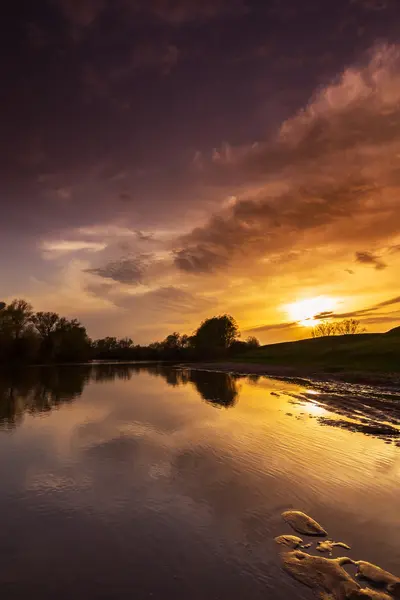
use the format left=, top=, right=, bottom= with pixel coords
left=239, top=330, right=400, bottom=373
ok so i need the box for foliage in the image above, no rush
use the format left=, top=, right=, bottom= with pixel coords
left=0, top=299, right=90, bottom=364
left=0, top=299, right=260, bottom=365
left=31, top=312, right=60, bottom=339
left=0, top=295, right=397, bottom=375
left=228, top=337, right=260, bottom=356
left=53, top=318, right=91, bottom=362
left=312, top=319, right=366, bottom=338
left=246, top=336, right=260, bottom=350
left=192, top=315, right=239, bottom=357
left=1, top=299, right=33, bottom=340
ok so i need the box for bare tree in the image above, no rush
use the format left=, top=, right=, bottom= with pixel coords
left=312, top=318, right=366, bottom=338
left=334, top=319, right=366, bottom=335
left=311, top=321, right=336, bottom=338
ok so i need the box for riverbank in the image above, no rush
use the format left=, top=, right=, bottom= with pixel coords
left=182, top=331, right=400, bottom=388
left=183, top=361, right=400, bottom=388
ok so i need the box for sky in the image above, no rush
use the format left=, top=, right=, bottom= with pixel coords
left=2, top=0, right=400, bottom=343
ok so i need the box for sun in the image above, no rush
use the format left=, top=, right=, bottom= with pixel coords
left=285, top=296, right=337, bottom=327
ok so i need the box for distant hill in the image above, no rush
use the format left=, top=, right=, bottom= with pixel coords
left=386, top=326, right=400, bottom=336
left=240, top=331, right=400, bottom=374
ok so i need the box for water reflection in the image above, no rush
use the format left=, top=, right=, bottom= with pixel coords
left=0, top=364, right=239, bottom=429
left=0, top=366, right=91, bottom=429
left=91, top=362, right=141, bottom=383
left=0, top=363, right=398, bottom=600
left=187, top=370, right=238, bottom=408
left=0, top=365, right=399, bottom=443
left=164, top=368, right=238, bottom=407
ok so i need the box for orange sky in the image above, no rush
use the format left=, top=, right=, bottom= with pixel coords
left=19, top=46, right=400, bottom=344
left=2, top=2, right=400, bottom=343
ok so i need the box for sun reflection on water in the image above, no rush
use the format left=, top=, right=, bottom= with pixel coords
left=306, top=402, right=327, bottom=416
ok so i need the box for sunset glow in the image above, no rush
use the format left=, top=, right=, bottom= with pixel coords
left=2, top=6, right=400, bottom=599
left=2, top=1, right=400, bottom=344
left=285, top=297, right=338, bottom=327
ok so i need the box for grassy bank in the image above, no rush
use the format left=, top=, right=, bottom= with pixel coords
left=237, top=329, right=400, bottom=374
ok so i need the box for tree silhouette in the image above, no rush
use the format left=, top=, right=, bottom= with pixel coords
left=2, top=299, right=33, bottom=339
left=335, top=319, right=366, bottom=335
left=31, top=311, right=60, bottom=339
left=53, top=318, right=91, bottom=362
left=193, top=315, right=239, bottom=357
left=312, top=319, right=366, bottom=338
left=31, top=312, right=61, bottom=361
left=0, top=299, right=258, bottom=365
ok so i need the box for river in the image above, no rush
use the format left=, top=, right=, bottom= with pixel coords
left=0, top=364, right=398, bottom=599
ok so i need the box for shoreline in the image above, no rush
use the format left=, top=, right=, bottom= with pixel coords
left=180, top=361, right=400, bottom=389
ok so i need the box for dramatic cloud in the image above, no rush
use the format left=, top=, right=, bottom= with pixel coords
left=245, top=321, right=297, bottom=334
left=313, top=311, right=335, bottom=320
left=174, top=245, right=228, bottom=273
left=4, top=1, right=400, bottom=342
left=116, top=286, right=213, bottom=315
left=314, top=295, right=400, bottom=320
left=173, top=45, right=400, bottom=274
left=373, top=295, right=400, bottom=309
left=355, top=251, right=387, bottom=270
left=86, top=255, right=151, bottom=285
left=361, top=315, right=400, bottom=324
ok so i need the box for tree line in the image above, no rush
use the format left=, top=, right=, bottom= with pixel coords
left=311, top=318, right=366, bottom=338
left=0, top=298, right=369, bottom=366
left=0, top=299, right=259, bottom=365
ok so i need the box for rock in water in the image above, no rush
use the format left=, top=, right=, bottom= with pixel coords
left=317, top=540, right=351, bottom=555
left=275, top=530, right=398, bottom=600
left=282, top=510, right=328, bottom=536
left=276, top=545, right=358, bottom=600
left=356, top=562, right=400, bottom=598
left=275, top=535, right=304, bottom=550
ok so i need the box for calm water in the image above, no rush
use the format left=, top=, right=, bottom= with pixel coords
left=0, top=364, right=399, bottom=599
